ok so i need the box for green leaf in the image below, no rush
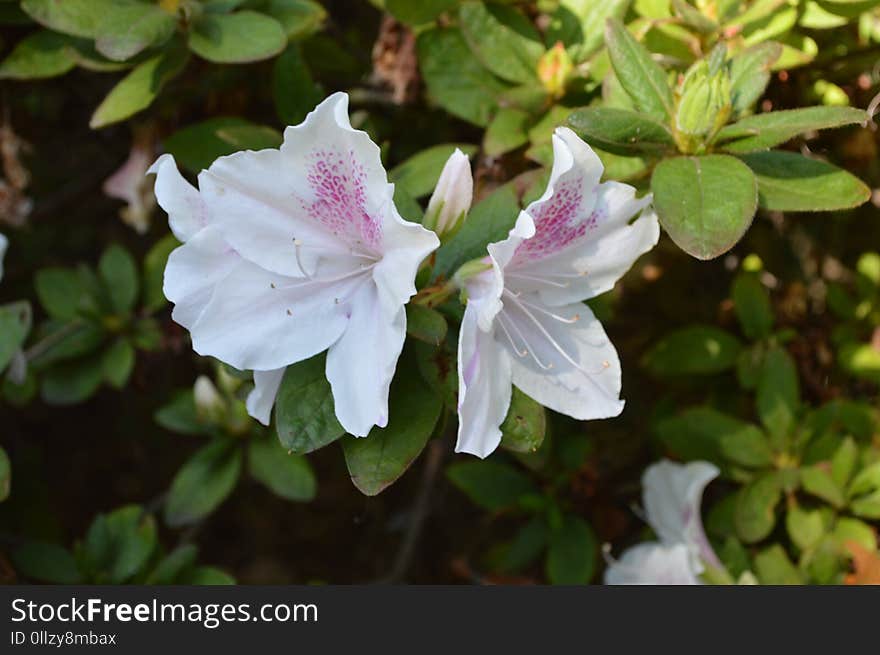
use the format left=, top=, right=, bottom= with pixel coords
left=390, top=143, right=478, bottom=198
left=831, top=437, right=858, bottom=490
left=435, top=183, right=519, bottom=277
left=546, top=0, right=630, bottom=62
left=546, top=515, right=598, bottom=584
left=405, top=304, right=448, bottom=345
left=13, top=542, right=83, bottom=584
left=155, top=390, right=206, bottom=436
left=418, top=27, right=508, bottom=127
left=146, top=544, right=199, bottom=584
left=643, top=325, right=742, bottom=376
left=651, top=155, right=758, bottom=260
left=41, top=353, right=105, bottom=405
left=35, top=268, right=84, bottom=319
left=832, top=517, right=876, bottom=552
left=342, top=361, right=443, bottom=495
left=800, top=465, right=846, bottom=508
left=500, top=387, right=547, bottom=454
left=164, top=441, right=242, bottom=526
left=102, top=338, right=135, bottom=389
left=262, top=0, right=326, bottom=40
left=719, top=423, right=773, bottom=468
left=605, top=18, right=673, bottom=120
left=82, top=505, right=157, bottom=583
left=248, top=437, right=316, bottom=502
left=739, top=151, right=870, bottom=212
left=386, top=0, right=458, bottom=26
left=498, top=516, right=548, bottom=573
left=21, top=0, right=116, bottom=38
left=274, top=355, right=345, bottom=454
left=566, top=107, right=675, bottom=156
left=735, top=472, right=782, bottom=543
left=717, top=106, right=866, bottom=153
left=786, top=506, right=825, bottom=551
left=0, top=30, right=75, bottom=79
left=484, top=108, right=530, bottom=157
left=756, top=346, right=799, bottom=441
left=163, top=117, right=252, bottom=172
left=90, top=43, right=188, bottom=128
left=0, top=301, right=31, bottom=374
left=215, top=124, right=282, bottom=151
left=838, top=342, right=880, bottom=384
left=188, top=10, right=286, bottom=64
left=655, top=406, right=754, bottom=463
left=728, top=42, right=782, bottom=116
left=731, top=272, right=773, bottom=339
left=848, top=462, right=880, bottom=519
left=754, top=544, right=802, bottom=584
left=459, top=2, right=544, bottom=85
left=185, top=566, right=236, bottom=585
left=99, top=244, right=139, bottom=313
left=272, top=44, right=322, bottom=127
left=94, top=1, right=176, bottom=61
left=143, top=233, right=178, bottom=313
left=447, top=460, right=537, bottom=510
left=0, top=445, right=8, bottom=502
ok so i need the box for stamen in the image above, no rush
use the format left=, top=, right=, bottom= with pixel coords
left=503, top=289, right=611, bottom=377
left=498, top=311, right=554, bottom=370
left=506, top=272, right=569, bottom=288
left=293, top=238, right=312, bottom=279
left=496, top=313, right=527, bottom=357
left=515, top=295, right=580, bottom=324
left=273, top=262, right=377, bottom=292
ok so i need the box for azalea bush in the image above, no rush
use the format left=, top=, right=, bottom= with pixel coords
left=1, top=0, right=879, bottom=585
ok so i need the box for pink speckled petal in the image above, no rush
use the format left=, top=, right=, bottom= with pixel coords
left=163, top=225, right=239, bottom=330
left=513, top=127, right=603, bottom=265
left=455, top=297, right=513, bottom=458
left=148, top=154, right=208, bottom=242
left=504, top=298, right=623, bottom=421
left=325, top=283, right=405, bottom=437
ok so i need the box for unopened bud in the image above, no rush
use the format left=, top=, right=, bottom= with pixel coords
left=424, top=149, right=473, bottom=240
left=538, top=42, right=573, bottom=99
left=194, top=375, right=225, bottom=422
left=674, top=54, right=732, bottom=153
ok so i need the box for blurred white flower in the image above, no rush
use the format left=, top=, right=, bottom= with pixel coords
left=104, top=133, right=157, bottom=234
left=455, top=127, right=659, bottom=457
left=150, top=93, right=439, bottom=436
left=604, top=459, right=723, bottom=585
left=0, top=232, right=7, bottom=282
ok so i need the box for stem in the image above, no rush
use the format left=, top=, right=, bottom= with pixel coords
left=24, top=320, right=84, bottom=363
left=373, top=439, right=448, bottom=584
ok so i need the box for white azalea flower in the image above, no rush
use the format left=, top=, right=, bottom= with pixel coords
left=0, top=232, right=7, bottom=282
left=604, top=459, right=723, bottom=585
left=455, top=127, right=659, bottom=458
left=150, top=92, right=439, bottom=437
left=424, top=148, right=473, bottom=238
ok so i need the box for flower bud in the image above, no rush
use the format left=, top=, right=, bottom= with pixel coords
left=424, top=149, right=473, bottom=240
left=194, top=375, right=225, bottom=423
left=538, top=42, right=573, bottom=100
left=0, top=232, right=7, bottom=282
left=674, top=56, right=732, bottom=153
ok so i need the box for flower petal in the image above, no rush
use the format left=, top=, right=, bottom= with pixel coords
left=503, top=298, right=623, bottom=420
left=148, top=154, right=207, bottom=242
left=246, top=367, right=286, bottom=426
left=188, top=257, right=355, bottom=371
left=604, top=542, right=701, bottom=585
left=642, top=459, right=722, bottom=570
left=163, top=225, right=239, bottom=329
left=325, top=283, right=405, bottom=437
left=511, top=127, right=603, bottom=264
left=508, top=188, right=659, bottom=306
left=371, top=209, right=439, bottom=315
left=455, top=298, right=513, bottom=458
